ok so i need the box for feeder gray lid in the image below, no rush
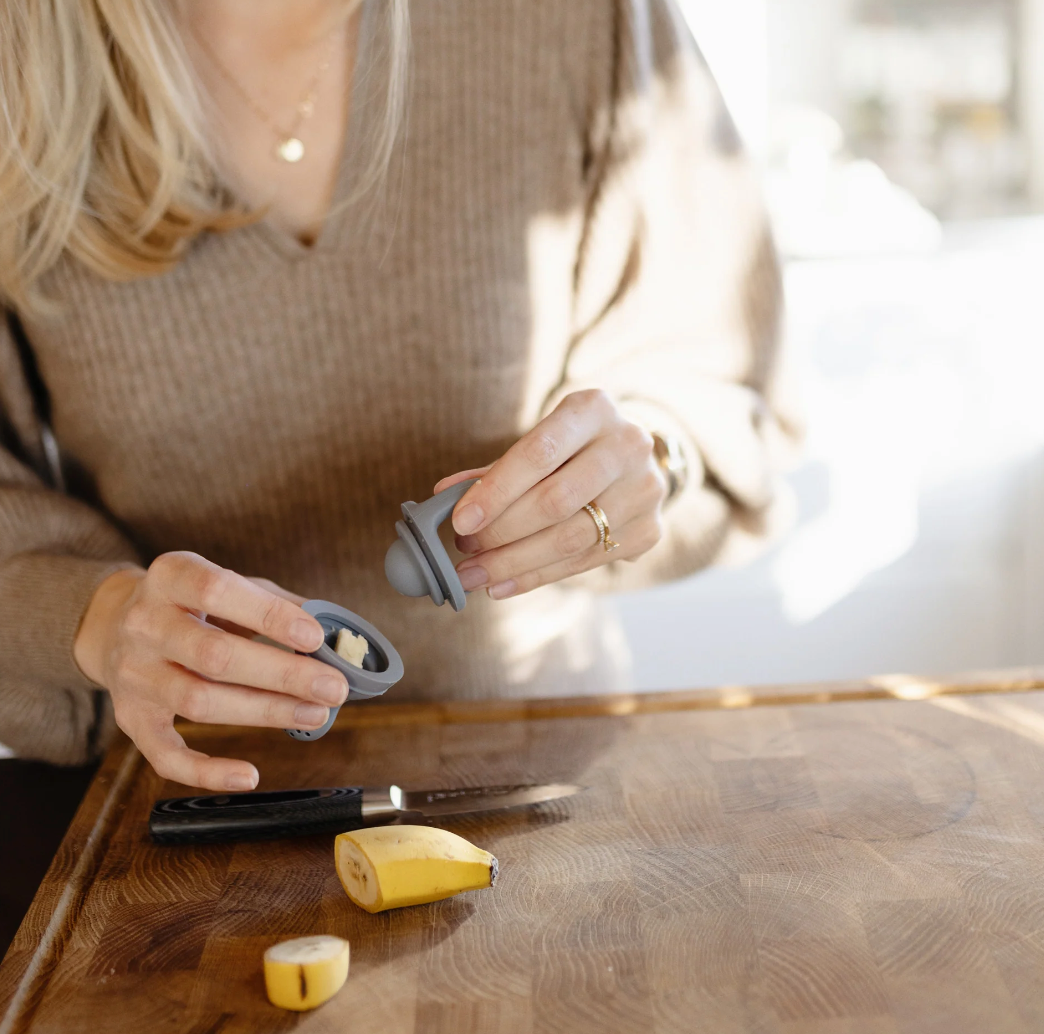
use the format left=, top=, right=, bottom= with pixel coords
left=384, top=478, right=478, bottom=612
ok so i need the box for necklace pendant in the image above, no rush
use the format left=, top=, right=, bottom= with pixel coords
left=276, top=137, right=305, bottom=163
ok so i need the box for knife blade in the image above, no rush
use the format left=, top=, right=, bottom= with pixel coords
left=402, top=783, right=583, bottom=817
left=148, top=782, right=583, bottom=845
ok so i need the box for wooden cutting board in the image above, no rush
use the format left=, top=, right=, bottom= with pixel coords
left=5, top=679, right=1044, bottom=1033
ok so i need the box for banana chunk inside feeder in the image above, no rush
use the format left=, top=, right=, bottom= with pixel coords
left=334, top=627, right=369, bottom=668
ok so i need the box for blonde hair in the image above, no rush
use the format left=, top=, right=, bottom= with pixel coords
left=0, top=0, right=409, bottom=314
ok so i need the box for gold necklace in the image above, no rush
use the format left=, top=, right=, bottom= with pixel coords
left=192, top=25, right=341, bottom=163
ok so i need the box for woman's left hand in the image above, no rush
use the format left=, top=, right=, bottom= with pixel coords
left=435, top=389, right=668, bottom=599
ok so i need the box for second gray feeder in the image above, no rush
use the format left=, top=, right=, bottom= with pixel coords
left=384, top=478, right=478, bottom=612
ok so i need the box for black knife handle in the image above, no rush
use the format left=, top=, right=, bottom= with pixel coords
left=149, top=787, right=364, bottom=845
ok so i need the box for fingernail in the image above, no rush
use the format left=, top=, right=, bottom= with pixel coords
left=294, top=703, right=330, bottom=727
left=488, top=580, right=518, bottom=600
left=291, top=617, right=323, bottom=651
left=456, top=534, right=480, bottom=554
left=458, top=566, right=489, bottom=591
left=454, top=503, right=484, bottom=536
left=314, top=674, right=348, bottom=706
left=227, top=772, right=257, bottom=791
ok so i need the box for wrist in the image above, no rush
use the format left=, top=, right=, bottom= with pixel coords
left=74, top=567, right=146, bottom=685
left=615, top=400, right=699, bottom=508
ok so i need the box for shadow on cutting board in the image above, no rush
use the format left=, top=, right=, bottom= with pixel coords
left=0, top=757, right=98, bottom=958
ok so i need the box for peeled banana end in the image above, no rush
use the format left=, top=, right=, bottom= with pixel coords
left=335, top=826, right=499, bottom=912
left=335, top=835, right=384, bottom=912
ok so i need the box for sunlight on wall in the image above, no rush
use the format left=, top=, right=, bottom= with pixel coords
left=773, top=349, right=960, bottom=624
left=775, top=223, right=1044, bottom=623
left=611, top=2, right=1044, bottom=687
left=676, top=0, right=769, bottom=154
left=614, top=218, right=1044, bottom=687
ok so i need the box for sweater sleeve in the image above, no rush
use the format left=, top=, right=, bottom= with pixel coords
left=0, top=313, right=141, bottom=764
left=544, top=0, right=802, bottom=593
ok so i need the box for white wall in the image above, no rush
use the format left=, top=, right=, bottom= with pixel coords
left=614, top=218, right=1044, bottom=688
left=678, top=0, right=855, bottom=158
left=676, top=0, right=770, bottom=155
left=1020, top=0, right=1044, bottom=207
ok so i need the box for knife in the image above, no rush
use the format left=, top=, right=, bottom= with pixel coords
left=149, top=782, right=582, bottom=845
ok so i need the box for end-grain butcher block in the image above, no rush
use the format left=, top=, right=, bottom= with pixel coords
left=6, top=675, right=1044, bottom=1033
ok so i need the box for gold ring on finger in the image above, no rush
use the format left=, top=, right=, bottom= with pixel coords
left=583, top=502, right=620, bottom=553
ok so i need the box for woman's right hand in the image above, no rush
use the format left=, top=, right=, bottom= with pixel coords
left=73, top=551, right=348, bottom=792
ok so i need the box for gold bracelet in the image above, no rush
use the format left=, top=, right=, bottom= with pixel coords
left=651, top=432, right=689, bottom=502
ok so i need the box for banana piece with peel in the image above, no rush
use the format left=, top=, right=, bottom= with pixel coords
left=335, top=825, right=498, bottom=913
left=263, top=935, right=350, bottom=1011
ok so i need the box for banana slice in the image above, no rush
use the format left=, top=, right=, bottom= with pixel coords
left=335, top=825, right=498, bottom=913
left=335, top=628, right=369, bottom=668
left=263, top=935, right=350, bottom=1011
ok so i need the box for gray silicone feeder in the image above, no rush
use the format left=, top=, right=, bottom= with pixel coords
left=285, top=479, right=477, bottom=741
left=285, top=599, right=404, bottom=741
left=384, top=478, right=478, bottom=611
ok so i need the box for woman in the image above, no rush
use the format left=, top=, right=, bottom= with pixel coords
left=0, top=0, right=795, bottom=792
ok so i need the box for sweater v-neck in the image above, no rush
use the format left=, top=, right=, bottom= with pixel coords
left=251, top=0, right=380, bottom=261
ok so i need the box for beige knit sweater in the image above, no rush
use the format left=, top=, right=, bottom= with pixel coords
left=0, top=0, right=794, bottom=765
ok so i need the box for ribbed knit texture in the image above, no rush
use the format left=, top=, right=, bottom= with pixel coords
left=0, top=0, right=796, bottom=764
